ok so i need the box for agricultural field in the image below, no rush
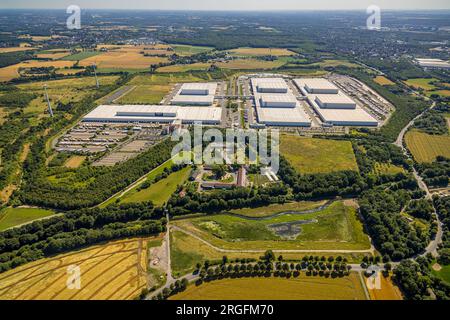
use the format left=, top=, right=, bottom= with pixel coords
left=62, top=51, right=101, bottom=61
left=120, top=166, right=192, bottom=206
left=77, top=46, right=169, bottom=70
left=129, top=73, right=206, bottom=86
left=217, top=59, right=286, bottom=70
left=0, top=46, right=35, bottom=53
left=64, top=156, right=86, bottom=169
left=172, top=201, right=371, bottom=250
left=170, top=274, right=367, bottom=300
left=405, top=130, right=450, bottom=163
left=156, top=63, right=210, bottom=73
left=228, top=47, right=295, bottom=57
left=117, top=84, right=172, bottom=104
left=170, top=44, right=214, bottom=56
left=0, top=60, right=76, bottom=82
left=367, top=275, right=403, bottom=300
left=374, top=76, right=395, bottom=86
left=36, top=50, right=71, bottom=60
left=0, top=238, right=158, bottom=300
left=404, top=78, right=450, bottom=97
left=280, top=135, right=359, bottom=174
left=0, top=207, right=55, bottom=231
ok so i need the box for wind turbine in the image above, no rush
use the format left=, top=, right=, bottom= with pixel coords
left=44, top=84, right=53, bottom=117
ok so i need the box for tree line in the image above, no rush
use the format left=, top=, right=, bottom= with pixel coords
left=0, top=202, right=165, bottom=273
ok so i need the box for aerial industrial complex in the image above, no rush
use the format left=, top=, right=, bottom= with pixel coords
left=415, top=58, right=450, bottom=70
left=251, top=77, right=312, bottom=127
left=80, top=75, right=385, bottom=130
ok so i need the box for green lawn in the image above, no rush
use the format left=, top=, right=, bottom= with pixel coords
left=280, top=135, right=359, bottom=174
left=121, top=167, right=192, bottom=206
left=117, top=85, right=172, bottom=104
left=432, top=264, right=450, bottom=284
left=62, top=51, right=101, bottom=61
left=174, top=201, right=370, bottom=250
left=0, top=207, right=55, bottom=231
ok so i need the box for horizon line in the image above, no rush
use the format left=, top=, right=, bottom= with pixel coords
left=1, top=8, right=450, bottom=12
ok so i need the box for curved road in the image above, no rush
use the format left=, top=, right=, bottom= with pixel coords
left=393, top=100, right=443, bottom=257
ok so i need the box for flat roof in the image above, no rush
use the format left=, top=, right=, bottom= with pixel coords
left=315, top=93, right=355, bottom=105
left=180, top=82, right=218, bottom=91
left=171, top=95, right=215, bottom=103
left=294, top=78, right=339, bottom=91
left=314, top=106, right=378, bottom=125
left=256, top=106, right=311, bottom=125
left=251, top=78, right=288, bottom=91
left=83, top=105, right=221, bottom=123
left=260, top=94, right=297, bottom=103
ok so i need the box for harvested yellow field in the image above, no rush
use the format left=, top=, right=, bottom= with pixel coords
left=0, top=238, right=158, bottom=300
left=80, top=46, right=169, bottom=70
left=55, top=68, right=85, bottom=75
left=170, top=274, right=367, bottom=300
left=36, top=51, right=70, bottom=60
left=229, top=47, right=295, bottom=57
left=374, top=76, right=395, bottom=86
left=367, top=275, right=403, bottom=300
left=217, top=59, right=285, bottom=70
left=0, top=47, right=35, bottom=53
left=405, top=130, right=450, bottom=163
left=64, top=156, right=86, bottom=168
left=0, top=60, right=75, bottom=82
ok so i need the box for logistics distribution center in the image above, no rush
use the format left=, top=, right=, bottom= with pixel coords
left=294, top=78, right=379, bottom=127
left=251, top=78, right=312, bottom=127
left=171, top=82, right=218, bottom=106
left=83, top=82, right=221, bottom=125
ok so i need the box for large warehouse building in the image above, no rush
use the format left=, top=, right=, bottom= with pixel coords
left=415, top=58, right=450, bottom=70
left=251, top=78, right=311, bottom=127
left=82, top=105, right=222, bottom=125
left=171, top=82, right=218, bottom=106
left=294, top=78, right=378, bottom=127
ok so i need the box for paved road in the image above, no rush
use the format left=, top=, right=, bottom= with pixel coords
left=393, top=99, right=443, bottom=257
left=103, top=85, right=135, bottom=104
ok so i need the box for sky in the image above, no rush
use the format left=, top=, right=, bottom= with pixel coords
left=0, top=0, right=449, bottom=11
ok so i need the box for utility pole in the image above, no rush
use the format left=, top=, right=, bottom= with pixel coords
left=44, top=84, right=53, bottom=117
left=93, top=63, right=99, bottom=88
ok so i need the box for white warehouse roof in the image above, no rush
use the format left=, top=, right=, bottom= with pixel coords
left=315, top=93, right=356, bottom=109
left=256, top=106, right=311, bottom=126
left=314, top=106, right=378, bottom=127
left=83, top=105, right=222, bottom=124
left=171, top=94, right=215, bottom=105
left=294, top=78, right=339, bottom=94
left=180, top=83, right=218, bottom=95
left=260, top=94, right=297, bottom=108
left=252, top=78, right=288, bottom=93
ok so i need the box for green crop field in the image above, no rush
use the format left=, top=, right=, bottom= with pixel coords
left=117, top=85, right=172, bottom=104
left=62, top=51, right=101, bottom=61
left=0, top=207, right=55, bottom=231
left=404, top=78, right=438, bottom=91
left=405, top=130, right=450, bottom=163
left=170, top=274, right=367, bottom=300
left=173, top=201, right=370, bottom=250
left=170, top=44, right=214, bottom=56
left=280, top=135, right=359, bottom=174
left=121, top=166, right=191, bottom=206
left=156, top=63, right=210, bottom=73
